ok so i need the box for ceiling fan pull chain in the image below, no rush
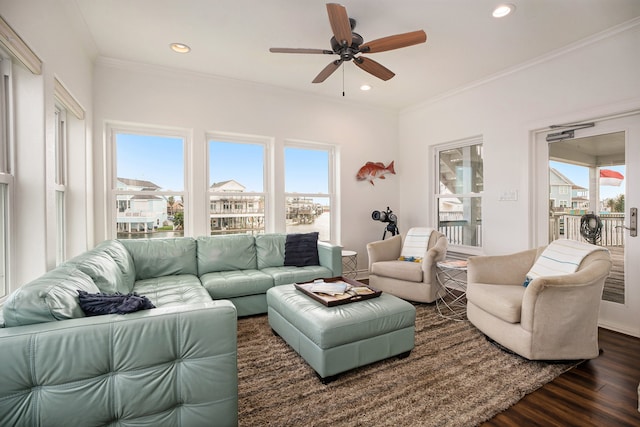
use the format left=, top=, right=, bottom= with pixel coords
left=342, top=62, right=345, bottom=97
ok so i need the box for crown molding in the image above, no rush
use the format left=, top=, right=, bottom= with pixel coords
left=0, top=15, right=42, bottom=75
left=54, top=77, right=85, bottom=120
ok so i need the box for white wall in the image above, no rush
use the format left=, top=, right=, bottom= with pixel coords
left=0, top=0, right=94, bottom=287
left=92, top=60, right=399, bottom=273
left=398, top=23, right=640, bottom=256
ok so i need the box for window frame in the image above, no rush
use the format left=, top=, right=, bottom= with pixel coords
left=0, top=55, right=14, bottom=301
left=283, top=140, right=337, bottom=242
left=106, top=123, right=191, bottom=239
left=206, top=132, right=270, bottom=236
left=433, top=136, right=483, bottom=253
left=53, top=104, right=67, bottom=264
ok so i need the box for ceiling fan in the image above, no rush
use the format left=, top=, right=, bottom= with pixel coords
left=269, top=3, right=427, bottom=83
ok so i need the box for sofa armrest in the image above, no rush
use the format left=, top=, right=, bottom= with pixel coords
left=421, top=233, right=448, bottom=284
left=520, top=253, right=611, bottom=333
left=0, top=301, right=238, bottom=426
left=467, top=248, right=539, bottom=285
left=318, top=241, right=343, bottom=277
left=366, top=235, right=402, bottom=268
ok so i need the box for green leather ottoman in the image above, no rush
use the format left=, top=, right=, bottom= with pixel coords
left=266, top=284, right=416, bottom=382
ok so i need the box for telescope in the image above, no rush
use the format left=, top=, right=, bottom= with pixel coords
left=371, top=207, right=399, bottom=240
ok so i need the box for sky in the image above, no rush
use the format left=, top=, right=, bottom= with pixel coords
left=116, top=134, right=329, bottom=194
left=117, top=133, right=624, bottom=203
left=550, top=161, right=625, bottom=201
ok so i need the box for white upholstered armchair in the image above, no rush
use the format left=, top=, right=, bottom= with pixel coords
left=466, top=241, right=612, bottom=360
left=367, top=228, right=448, bottom=303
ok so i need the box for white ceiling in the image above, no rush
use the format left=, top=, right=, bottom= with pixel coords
left=66, top=0, right=640, bottom=111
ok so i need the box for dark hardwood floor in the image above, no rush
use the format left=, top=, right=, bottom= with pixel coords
left=482, top=327, right=640, bottom=427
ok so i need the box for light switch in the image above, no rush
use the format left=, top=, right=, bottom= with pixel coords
left=499, top=190, right=518, bottom=201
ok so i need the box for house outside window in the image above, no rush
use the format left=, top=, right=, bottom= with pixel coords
left=284, top=143, right=334, bottom=242
left=435, top=138, right=483, bottom=248
left=109, top=127, right=187, bottom=239
left=208, top=134, right=267, bottom=235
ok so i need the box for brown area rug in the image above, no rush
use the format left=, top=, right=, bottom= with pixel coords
left=237, top=303, right=580, bottom=427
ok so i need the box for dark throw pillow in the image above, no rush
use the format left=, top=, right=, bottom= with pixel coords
left=77, top=290, right=155, bottom=316
left=284, top=232, right=320, bottom=267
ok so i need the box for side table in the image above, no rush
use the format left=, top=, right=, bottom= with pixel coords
left=341, top=250, right=358, bottom=279
left=435, top=259, right=468, bottom=321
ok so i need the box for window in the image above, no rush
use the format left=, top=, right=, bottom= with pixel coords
left=110, top=127, right=187, bottom=239
left=53, top=105, right=67, bottom=264
left=436, top=138, right=483, bottom=248
left=285, top=143, right=334, bottom=241
left=0, top=56, right=13, bottom=299
left=208, top=135, right=267, bottom=235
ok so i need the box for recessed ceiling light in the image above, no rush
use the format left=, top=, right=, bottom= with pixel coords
left=360, top=84, right=372, bottom=91
left=170, top=43, right=191, bottom=53
left=492, top=4, right=515, bottom=18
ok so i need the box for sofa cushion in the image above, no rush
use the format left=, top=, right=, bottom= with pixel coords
left=3, top=266, right=99, bottom=327
left=284, top=232, right=319, bottom=267
left=197, top=235, right=257, bottom=275
left=371, top=260, right=423, bottom=282
left=121, top=238, right=198, bottom=280
left=261, top=265, right=333, bottom=286
left=466, top=283, right=525, bottom=324
left=65, top=246, right=132, bottom=294
left=200, top=270, right=274, bottom=299
left=255, top=234, right=286, bottom=269
left=94, top=240, right=136, bottom=290
left=132, top=274, right=211, bottom=307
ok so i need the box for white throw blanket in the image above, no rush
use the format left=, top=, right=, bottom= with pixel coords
left=400, top=227, right=434, bottom=261
left=524, top=239, right=608, bottom=286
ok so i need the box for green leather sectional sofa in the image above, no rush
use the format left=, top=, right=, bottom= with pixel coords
left=0, top=234, right=342, bottom=426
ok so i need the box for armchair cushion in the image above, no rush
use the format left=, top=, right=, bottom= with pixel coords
left=466, top=283, right=525, bottom=324
left=524, top=239, right=607, bottom=286
left=399, top=227, right=433, bottom=261
left=370, top=260, right=422, bottom=282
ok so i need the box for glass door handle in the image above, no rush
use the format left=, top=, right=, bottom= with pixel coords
left=615, top=207, right=637, bottom=237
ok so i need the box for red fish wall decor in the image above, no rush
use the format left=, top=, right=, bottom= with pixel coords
left=356, top=161, right=396, bottom=185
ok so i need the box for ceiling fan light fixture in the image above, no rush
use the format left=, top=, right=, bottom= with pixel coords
left=170, top=43, right=191, bottom=53
left=269, top=3, right=426, bottom=85
left=492, top=4, right=515, bottom=18
left=360, top=84, right=372, bottom=91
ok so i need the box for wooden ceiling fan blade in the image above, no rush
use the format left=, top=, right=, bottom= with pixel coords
left=269, top=48, right=334, bottom=54
left=326, top=3, right=352, bottom=47
left=354, top=57, right=395, bottom=81
left=360, top=30, right=427, bottom=53
left=312, top=59, right=343, bottom=83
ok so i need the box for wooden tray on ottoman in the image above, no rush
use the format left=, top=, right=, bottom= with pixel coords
left=294, top=276, right=382, bottom=307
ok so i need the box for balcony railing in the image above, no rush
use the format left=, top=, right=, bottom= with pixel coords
left=550, top=213, right=624, bottom=246
left=439, top=220, right=483, bottom=247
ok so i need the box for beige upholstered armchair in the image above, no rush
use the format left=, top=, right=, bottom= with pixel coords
left=466, top=242, right=612, bottom=360
left=367, top=228, right=448, bottom=303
